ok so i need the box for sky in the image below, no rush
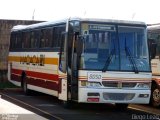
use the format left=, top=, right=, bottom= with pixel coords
left=0, top=0, right=160, bottom=24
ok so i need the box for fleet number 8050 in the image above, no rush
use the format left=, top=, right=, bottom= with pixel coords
left=88, top=73, right=102, bottom=81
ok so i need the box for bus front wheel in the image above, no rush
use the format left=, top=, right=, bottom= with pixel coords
left=150, top=84, right=160, bottom=107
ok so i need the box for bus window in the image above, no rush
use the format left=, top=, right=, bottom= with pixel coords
left=10, top=32, right=22, bottom=49
left=23, top=32, right=31, bottom=48
left=40, top=28, right=53, bottom=48
left=53, top=26, right=65, bottom=48
left=59, top=32, right=66, bottom=73
left=40, top=29, right=46, bottom=48
left=148, top=32, right=160, bottom=59
left=10, top=33, right=16, bottom=49
left=30, top=31, right=35, bottom=48
left=16, top=33, right=22, bottom=48
left=34, top=30, right=40, bottom=48
left=148, top=39, right=157, bottom=59
left=30, top=31, right=39, bottom=48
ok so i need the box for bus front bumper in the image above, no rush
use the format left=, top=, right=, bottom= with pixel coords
left=78, top=87, right=151, bottom=104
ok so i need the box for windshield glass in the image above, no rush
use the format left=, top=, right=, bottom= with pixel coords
left=79, top=23, right=150, bottom=72
left=118, top=26, right=149, bottom=72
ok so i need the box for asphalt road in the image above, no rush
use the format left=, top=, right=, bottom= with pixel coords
left=0, top=88, right=160, bottom=120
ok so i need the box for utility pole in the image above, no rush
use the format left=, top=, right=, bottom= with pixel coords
left=132, top=13, right=136, bottom=20
left=32, top=9, right=35, bottom=20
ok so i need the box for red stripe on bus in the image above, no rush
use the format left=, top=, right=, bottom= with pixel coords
left=27, top=77, right=59, bottom=91
left=12, top=69, right=22, bottom=75
left=11, top=74, right=59, bottom=91
left=12, top=68, right=59, bottom=81
left=11, top=74, right=21, bottom=82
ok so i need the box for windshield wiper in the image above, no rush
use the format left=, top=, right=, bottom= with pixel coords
left=124, top=38, right=139, bottom=74
left=102, top=49, right=115, bottom=72
left=102, top=39, right=116, bottom=72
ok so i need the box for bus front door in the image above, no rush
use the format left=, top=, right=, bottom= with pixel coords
left=70, top=33, right=79, bottom=101
left=58, top=31, right=79, bottom=102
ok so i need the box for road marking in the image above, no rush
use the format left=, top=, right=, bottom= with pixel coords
left=15, top=95, right=32, bottom=97
left=128, top=106, right=160, bottom=116
left=0, top=92, right=63, bottom=120
left=36, top=104, right=56, bottom=107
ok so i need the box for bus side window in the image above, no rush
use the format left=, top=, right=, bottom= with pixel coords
left=149, top=39, right=157, bottom=59
left=23, top=32, right=31, bottom=48
left=30, top=31, right=39, bottom=48
left=30, top=31, right=35, bottom=48
left=22, top=32, right=25, bottom=48
left=17, top=33, right=22, bottom=48
left=59, top=32, right=66, bottom=73
left=40, top=28, right=53, bottom=48
left=10, top=32, right=22, bottom=49
left=34, top=30, right=40, bottom=48
left=52, top=26, right=65, bottom=48
left=40, top=29, right=45, bottom=48
left=46, top=28, right=52, bottom=48
left=10, top=33, right=15, bottom=49
left=53, top=27, right=58, bottom=48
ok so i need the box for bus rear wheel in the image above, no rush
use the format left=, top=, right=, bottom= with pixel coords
left=150, top=84, right=160, bottom=107
left=22, top=75, right=30, bottom=95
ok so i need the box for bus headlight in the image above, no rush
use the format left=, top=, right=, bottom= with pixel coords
left=137, top=83, right=151, bottom=89
left=81, top=81, right=101, bottom=87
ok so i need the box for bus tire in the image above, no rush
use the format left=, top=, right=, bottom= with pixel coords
left=115, top=103, right=128, bottom=110
left=22, top=74, right=30, bottom=95
left=150, top=83, right=160, bottom=107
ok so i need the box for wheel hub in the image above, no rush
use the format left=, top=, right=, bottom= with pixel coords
left=153, top=88, right=160, bottom=102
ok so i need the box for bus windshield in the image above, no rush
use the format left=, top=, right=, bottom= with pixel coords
left=80, top=24, right=150, bottom=72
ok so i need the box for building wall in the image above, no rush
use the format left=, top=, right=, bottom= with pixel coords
left=0, top=19, right=43, bottom=80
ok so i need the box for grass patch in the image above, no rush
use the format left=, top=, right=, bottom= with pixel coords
left=0, top=81, right=19, bottom=89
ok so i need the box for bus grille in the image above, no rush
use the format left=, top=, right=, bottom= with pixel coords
left=103, top=93, right=135, bottom=101
left=102, top=81, right=137, bottom=88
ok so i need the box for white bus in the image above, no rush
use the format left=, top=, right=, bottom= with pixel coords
left=148, top=25, right=160, bottom=107
left=8, top=18, right=151, bottom=108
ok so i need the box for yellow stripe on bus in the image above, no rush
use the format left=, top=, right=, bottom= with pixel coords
left=45, top=58, right=58, bottom=65
left=8, top=56, right=20, bottom=62
left=8, top=56, right=58, bottom=65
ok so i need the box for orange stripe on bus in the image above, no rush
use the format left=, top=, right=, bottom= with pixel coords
left=8, top=56, right=20, bottom=62
left=45, top=58, right=58, bottom=65
left=8, top=56, right=58, bottom=65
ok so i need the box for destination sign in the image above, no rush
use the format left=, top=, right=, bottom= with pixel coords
left=89, top=25, right=115, bottom=31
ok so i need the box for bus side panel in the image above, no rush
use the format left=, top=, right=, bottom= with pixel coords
left=8, top=52, right=60, bottom=97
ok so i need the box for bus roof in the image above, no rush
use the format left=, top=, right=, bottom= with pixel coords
left=147, top=24, right=160, bottom=31
left=11, top=17, right=146, bottom=32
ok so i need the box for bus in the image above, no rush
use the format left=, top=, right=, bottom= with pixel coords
left=148, top=25, right=160, bottom=107
left=8, top=18, right=151, bottom=108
